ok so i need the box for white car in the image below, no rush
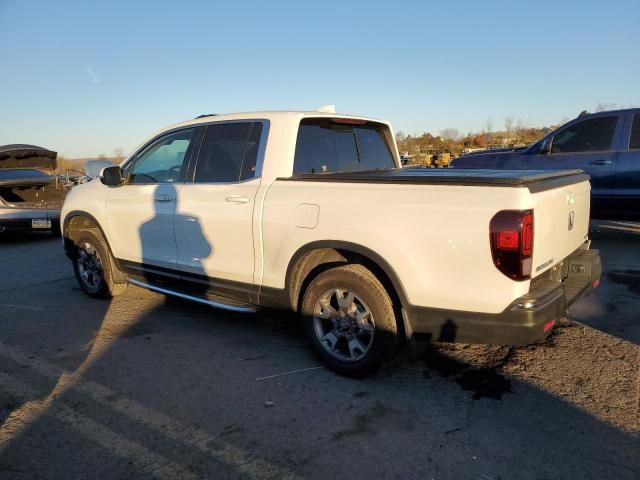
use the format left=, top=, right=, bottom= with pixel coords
left=61, top=109, right=601, bottom=376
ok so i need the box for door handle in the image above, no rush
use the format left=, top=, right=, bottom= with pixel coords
left=225, top=196, right=250, bottom=204
left=154, top=195, right=175, bottom=202
left=588, top=160, right=613, bottom=165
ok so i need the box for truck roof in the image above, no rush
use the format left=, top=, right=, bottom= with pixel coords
left=575, top=107, right=640, bottom=119
left=159, top=110, right=389, bottom=134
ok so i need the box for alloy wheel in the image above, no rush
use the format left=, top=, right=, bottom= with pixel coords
left=312, top=288, right=375, bottom=362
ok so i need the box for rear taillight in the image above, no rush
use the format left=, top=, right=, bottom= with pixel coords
left=490, top=210, right=534, bottom=281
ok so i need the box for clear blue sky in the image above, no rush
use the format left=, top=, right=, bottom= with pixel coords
left=1, top=0, right=638, bottom=158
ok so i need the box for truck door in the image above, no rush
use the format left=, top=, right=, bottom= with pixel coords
left=173, top=121, right=267, bottom=302
left=528, top=114, right=621, bottom=211
left=106, top=127, right=198, bottom=272
left=610, top=111, right=640, bottom=215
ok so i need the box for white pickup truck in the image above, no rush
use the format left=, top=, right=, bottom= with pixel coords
left=61, top=109, right=601, bottom=376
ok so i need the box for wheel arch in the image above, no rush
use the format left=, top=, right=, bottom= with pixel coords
left=63, top=210, right=127, bottom=283
left=284, top=240, right=409, bottom=314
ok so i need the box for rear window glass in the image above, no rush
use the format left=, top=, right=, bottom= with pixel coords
left=195, top=122, right=263, bottom=183
left=293, top=119, right=395, bottom=174
left=630, top=113, right=640, bottom=150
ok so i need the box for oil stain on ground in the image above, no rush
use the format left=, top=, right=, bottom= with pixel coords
left=423, top=345, right=512, bottom=400
left=332, top=401, right=394, bottom=439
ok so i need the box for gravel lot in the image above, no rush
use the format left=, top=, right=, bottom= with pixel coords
left=0, top=220, right=639, bottom=480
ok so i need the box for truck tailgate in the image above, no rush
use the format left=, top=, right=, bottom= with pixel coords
left=530, top=178, right=591, bottom=277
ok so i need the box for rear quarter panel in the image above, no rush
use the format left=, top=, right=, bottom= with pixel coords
left=261, top=181, right=533, bottom=314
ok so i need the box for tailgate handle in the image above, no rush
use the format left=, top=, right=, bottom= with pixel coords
left=588, top=159, right=613, bottom=165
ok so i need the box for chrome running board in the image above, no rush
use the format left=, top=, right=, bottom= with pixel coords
left=128, top=279, right=256, bottom=313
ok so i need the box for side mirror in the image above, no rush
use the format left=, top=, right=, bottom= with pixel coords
left=539, top=137, right=553, bottom=155
left=85, top=159, right=116, bottom=179
left=100, top=166, right=124, bottom=186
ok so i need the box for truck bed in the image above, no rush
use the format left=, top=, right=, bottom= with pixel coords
left=280, top=168, right=590, bottom=193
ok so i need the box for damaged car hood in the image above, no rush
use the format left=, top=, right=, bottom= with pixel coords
left=0, top=144, right=57, bottom=171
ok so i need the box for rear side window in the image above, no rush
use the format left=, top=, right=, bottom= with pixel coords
left=551, top=116, right=618, bottom=153
left=630, top=114, right=640, bottom=150
left=293, top=119, right=395, bottom=174
left=194, top=122, right=263, bottom=183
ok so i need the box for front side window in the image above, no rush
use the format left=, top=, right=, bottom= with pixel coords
left=129, top=128, right=195, bottom=184
left=293, top=119, right=395, bottom=174
left=629, top=113, right=640, bottom=150
left=551, top=116, right=617, bottom=154
left=194, top=122, right=263, bottom=183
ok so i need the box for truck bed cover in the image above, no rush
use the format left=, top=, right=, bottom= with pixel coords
left=280, top=168, right=590, bottom=193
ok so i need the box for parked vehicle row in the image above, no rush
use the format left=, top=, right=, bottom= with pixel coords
left=60, top=109, right=601, bottom=376
left=451, top=108, right=640, bottom=217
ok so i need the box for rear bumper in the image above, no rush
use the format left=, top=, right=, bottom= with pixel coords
left=406, top=247, right=601, bottom=345
left=0, top=209, right=60, bottom=232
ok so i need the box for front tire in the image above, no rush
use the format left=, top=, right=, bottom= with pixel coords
left=72, top=229, right=127, bottom=298
left=301, top=264, right=399, bottom=377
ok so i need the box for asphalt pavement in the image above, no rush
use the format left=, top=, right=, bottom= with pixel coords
left=0, top=221, right=638, bottom=479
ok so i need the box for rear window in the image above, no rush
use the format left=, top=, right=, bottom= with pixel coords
left=293, top=119, right=395, bottom=174
left=630, top=113, right=640, bottom=150
left=194, top=122, right=263, bottom=183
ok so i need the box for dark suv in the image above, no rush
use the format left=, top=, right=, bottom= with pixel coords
left=451, top=109, right=640, bottom=217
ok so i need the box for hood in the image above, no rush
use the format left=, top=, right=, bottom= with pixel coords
left=462, top=147, right=525, bottom=157
left=0, top=144, right=57, bottom=170
left=450, top=149, right=525, bottom=169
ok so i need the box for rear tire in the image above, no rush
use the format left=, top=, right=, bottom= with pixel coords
left=301, top=264, right=399, bottom=377
left=72, top=228, right=127, bottom=298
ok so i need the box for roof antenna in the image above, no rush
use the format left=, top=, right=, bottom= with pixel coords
left=317, top=104, right=336, bottom=113
left=578, top=110, right=589, bottom=117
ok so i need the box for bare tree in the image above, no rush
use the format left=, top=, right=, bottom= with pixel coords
left=504, top=116, right=514, bottom=136
left=113, top=147, right=125, bottom=161
left=485, top=116, right=493, bottom=134
left=395, top=131, right=406, bottom=143
left=515, top=118, right=528, bottom=142
left=440, top=128, right=461, bottom=142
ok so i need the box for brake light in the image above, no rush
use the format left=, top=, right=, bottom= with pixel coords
left=331, top=118, right=367, bottom=125
left=490, top=210, right=534, bottom=281
left=497, top=231, right=519, bottom=250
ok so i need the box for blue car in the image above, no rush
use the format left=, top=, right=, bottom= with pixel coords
left=450, top=108, right=640, bottom=217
